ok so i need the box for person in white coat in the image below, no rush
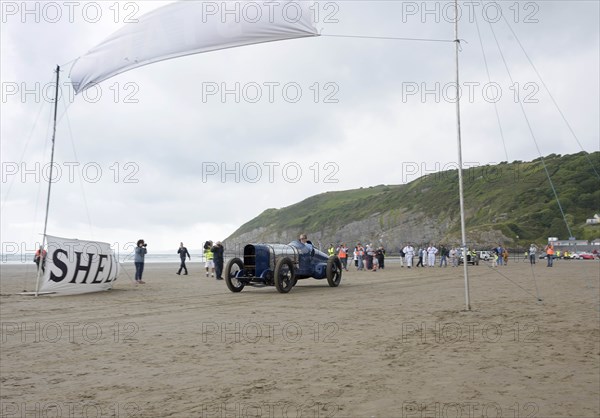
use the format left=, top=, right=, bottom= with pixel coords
left=403, top=244, right=415, bottom=268
left=427, top=245, right=438, bottom=267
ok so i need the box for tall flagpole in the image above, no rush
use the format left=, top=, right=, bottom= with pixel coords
left=35, top=65, right=60, bottom=296
left=454, top=1, right=471, bottom=310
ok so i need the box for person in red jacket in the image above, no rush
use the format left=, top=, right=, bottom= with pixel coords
left=337, top=243, right=348, bottom=271
left=34, top=245, right=47, bottom=272
left=545, top=243, right=555, bottom=267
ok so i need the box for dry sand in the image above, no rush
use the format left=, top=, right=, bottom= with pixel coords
left=1, top=259, right=599, bottom=417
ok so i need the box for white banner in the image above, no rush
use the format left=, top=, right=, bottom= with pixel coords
left=69, top=0, right=319, bottom=93
left=39, top=235, right=119, bottom=295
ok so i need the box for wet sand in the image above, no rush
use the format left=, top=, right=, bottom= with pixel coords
left=1, top=259, right=599, bottom=417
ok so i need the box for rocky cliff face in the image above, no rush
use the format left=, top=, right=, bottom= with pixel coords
left=223, top=152, right=600, bottom=252
left=225, top=208, right=511, bottom=253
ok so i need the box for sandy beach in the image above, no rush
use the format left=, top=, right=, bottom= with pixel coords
left=1, top=259, right=598, bottom=417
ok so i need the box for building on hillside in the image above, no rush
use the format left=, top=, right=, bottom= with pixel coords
left=553, top=239, right=593, bottom=253
left=586, top=214, right=600, bottom=225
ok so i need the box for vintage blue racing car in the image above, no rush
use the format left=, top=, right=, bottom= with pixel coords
left=224, top=240, right=342, bottom=293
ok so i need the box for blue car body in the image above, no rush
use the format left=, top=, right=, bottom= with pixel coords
left=224, top=240, right=342, bottom=293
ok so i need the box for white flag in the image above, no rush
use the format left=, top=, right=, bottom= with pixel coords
left=69, top=1, right=318, bottom=93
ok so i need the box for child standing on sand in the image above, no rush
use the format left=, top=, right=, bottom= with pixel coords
left=371, top=251, right=378, bottom=271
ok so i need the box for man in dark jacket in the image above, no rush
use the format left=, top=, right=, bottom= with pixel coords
left=177, top=242, right=191, bottom=275
left=211, top=241, right=225, bottom=280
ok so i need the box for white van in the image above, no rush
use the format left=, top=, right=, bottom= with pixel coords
left=477, top=251, right=492, bottom=261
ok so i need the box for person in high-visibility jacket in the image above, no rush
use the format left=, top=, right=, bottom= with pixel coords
left=204, top=240, right=215, bottom=277
left=328, top=244, right=335, bottom=257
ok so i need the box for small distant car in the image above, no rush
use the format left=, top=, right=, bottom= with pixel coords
left=578, top=253, right=595, bottom=260
left=459, top=251, right=479, bottom=266
left=477, top=251, right=492, bottom=261
left=224, top=240, right=342, bottom=293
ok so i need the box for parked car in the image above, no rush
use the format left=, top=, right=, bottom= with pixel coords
left=578, top=253, right=595, bottom=260
left=459, top=250, right=479, bottom=266
left=477, top=251, right=492, bottom=261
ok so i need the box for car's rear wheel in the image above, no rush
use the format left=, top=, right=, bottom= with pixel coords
left=224, top=258, right=245, bottom=292
left=274, top=257, right=295, bottom=293
left=326, top=256, right=342, bottom=287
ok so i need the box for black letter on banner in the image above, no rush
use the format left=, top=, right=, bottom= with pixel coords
left=91, top=254, right=108, bottom=283
left=49, top=249, right=69, bottom=282
left=69, top=252, right=95, bottom=283
left=104, top=254, right=115, bottom=283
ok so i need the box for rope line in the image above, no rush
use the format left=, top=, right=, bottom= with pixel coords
left=487, top=18, right=573, bottom=239
left=476, top=9, right=545, bottom=302
left=473, top=10, right=509, bottom=162
left=485, top=263, right=542, bottom=302
left=528, top=261, right=543, bottom=302
left=0, top=74, right=55, bottom=213
left=500, top=12, right=600, bottom=180
left=25, top=107, right=55, bottom=291
left=321, top=33, right=455, bottom=43
left=60, top=83, right=95, bottom=239
left=118, top=262, right=138, bottom=285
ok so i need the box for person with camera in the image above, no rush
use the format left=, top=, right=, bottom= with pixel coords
left=134, top=239, right=147, bottom=284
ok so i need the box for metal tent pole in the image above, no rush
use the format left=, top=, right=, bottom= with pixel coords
left=35, top=65, right=60, bottom=296
left=454, top=1, right=471, bottom=311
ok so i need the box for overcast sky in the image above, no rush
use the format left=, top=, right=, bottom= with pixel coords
left=1, top=0, right=599, bottom=254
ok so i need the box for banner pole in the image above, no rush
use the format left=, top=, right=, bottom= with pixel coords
left=35, top=65, right=61, bottom=297
left=454, top=1, right=471, bottom=311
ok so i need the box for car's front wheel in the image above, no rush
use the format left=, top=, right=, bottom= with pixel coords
left=326, top=256, right=342, bottom=287
left=224, top=258, right=245, bottom=292
left=274, top=257, right=295, bottom=293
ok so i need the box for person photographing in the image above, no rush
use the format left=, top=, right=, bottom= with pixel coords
left=135, top=239, right=147, bottom=284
